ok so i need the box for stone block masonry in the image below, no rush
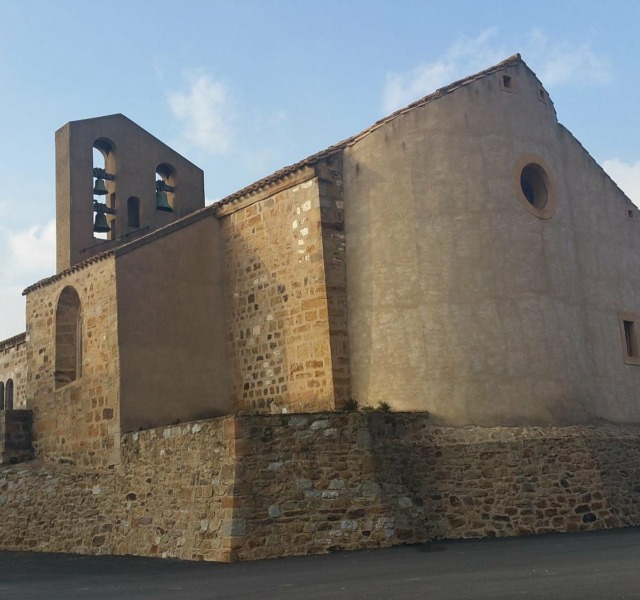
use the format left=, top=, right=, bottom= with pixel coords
left=24, top=255, right=120, bottom=469
left=220, top=166, right=343, bottom=414
left=1, top=413, right=640, bottom=562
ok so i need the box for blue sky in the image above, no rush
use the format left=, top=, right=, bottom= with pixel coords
left=1, top=0, right=639, bottom=339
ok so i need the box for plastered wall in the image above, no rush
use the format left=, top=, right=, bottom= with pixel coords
left=344, top=62, right=640, bottom=425
left=115, top=216, right=231, bottom=431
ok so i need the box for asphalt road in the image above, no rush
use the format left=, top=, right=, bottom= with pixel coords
left=1, top=528, right=639, bottom=599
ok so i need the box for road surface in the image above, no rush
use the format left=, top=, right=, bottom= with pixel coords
left=0, top=527, right=639, bottom=599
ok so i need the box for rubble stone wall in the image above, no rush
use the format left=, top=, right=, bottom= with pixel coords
left=1, top=413, right=639, bottom=562
left=0, top=418, right=237, bottom=562
left=219, top=172, right=338, bottom=414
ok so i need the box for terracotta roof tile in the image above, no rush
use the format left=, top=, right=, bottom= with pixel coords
left=23, top=251, right=115, bottom=296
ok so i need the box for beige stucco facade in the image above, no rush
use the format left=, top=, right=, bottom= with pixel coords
left=343, top=60, right=640, bottom=425
left=115, top=215, right=230, bottom=432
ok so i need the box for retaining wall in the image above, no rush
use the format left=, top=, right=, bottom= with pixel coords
left=1, top=413, right=639, bottom=562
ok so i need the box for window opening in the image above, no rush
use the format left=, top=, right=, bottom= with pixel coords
left=520, top=165, right=548, bottom=210
left=5, top=379, right=13, bottom=410
left=538, top=87, right=547, bottom=103
left=619, top=313, right=640, bottom=366
left=55, top=287, right=82, bottom=388
left=127, top=197, right=140, bottom=228
left=0, top=382, right=4, bottom=410
left=624, top=320, right=637, bottom=358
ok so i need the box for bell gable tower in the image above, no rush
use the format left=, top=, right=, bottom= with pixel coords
left=55, top=114, right=205, bottom=272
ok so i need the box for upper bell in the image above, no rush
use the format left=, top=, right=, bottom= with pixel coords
left=93, top=212, right=111, bottom=233
left=155, top=189, right=173, bottom=212
left=93, top=178, right=108, bottom=196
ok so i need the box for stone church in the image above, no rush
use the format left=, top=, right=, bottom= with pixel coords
left=1, top=55, right=639, bottom=562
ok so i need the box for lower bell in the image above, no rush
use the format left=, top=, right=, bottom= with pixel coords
left=93, top=212, right=111, bottom=233
left=155, top=189, right=173, bottom=212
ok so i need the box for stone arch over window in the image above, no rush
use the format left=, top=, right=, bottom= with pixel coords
left=55, top=286, right=83, bottom=389
left=155, top=163, right=175, bottom=212
left=127, top=196, right=140, bottom=228
left=0, top=381, right=4, bottom=410
left=5, top=379, right=13, bottom=410
left=93, top=138, right=117, bottom=240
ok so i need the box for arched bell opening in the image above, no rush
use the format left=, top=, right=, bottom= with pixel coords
left=55, top=286, right=83, bottom=389
left=155, top=163, right=175, bottom=213
left=93, top=139, right=116, bottom=240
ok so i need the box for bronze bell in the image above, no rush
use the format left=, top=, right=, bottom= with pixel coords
left=93, top=177, right=108, bottom=196
left=93, top=212, right=111, bottom=233
left=155, top=189, right=173, bottom=212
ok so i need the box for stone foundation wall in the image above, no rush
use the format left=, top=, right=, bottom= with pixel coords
left=1, top=413, right=639, bottom=562
left=0, top=334, right=27, bottom=409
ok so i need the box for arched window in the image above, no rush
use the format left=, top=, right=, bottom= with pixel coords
left=5, top=379, right=13, bottom=410
left=127, top=196, right=140, bottom=228
left=55, top=286, right=82, bottom=388
left=0, top=381, right=4, bottom=410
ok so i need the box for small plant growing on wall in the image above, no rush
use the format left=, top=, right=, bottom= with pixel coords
left=377, top=401, right=391, bottom=412
left=344, top=397, right=359, bottom=411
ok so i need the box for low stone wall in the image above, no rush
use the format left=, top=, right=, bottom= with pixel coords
left=1, top=413, right=639, bottom=562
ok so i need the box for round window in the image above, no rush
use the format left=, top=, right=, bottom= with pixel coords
left=514, top=156, right=557, bottom=219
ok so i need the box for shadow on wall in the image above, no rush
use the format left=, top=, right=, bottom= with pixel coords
left=367, top=421, right=640, bottom=541
left=222, top=184, right=336, bottom=414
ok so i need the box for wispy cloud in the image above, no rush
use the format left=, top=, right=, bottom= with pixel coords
left=382, top=29, right=504, bottom=112
left=382, top=29, right=612, bottom=112
left=0, top=219, right=56, bottom=339
left=602, top=159, right=640, bottom=205
left=530, top=30, right=612, bottom=87
left=167, top=70, right=234, bottom=154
